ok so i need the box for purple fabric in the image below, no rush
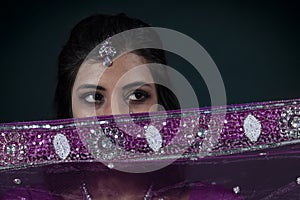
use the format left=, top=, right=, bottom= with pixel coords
left=189, top=184, right=243, bottom=200
left=1, top=183, right=244, bottom=200
left=0, top=159, right=300, bottom=199
left=1, top=98, right=300, bottom=199
left=0, top=98, right=300, bottom=170
left=1, top=187, right=61, bottom=200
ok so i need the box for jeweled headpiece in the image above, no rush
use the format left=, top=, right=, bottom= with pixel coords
left=98, top=37, right=117, bottom=67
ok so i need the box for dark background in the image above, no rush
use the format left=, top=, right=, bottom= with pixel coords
left=0, top=0, right=299, bottom=122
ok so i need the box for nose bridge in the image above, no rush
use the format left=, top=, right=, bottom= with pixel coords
left=103, top=103, right=113, bottom=116
left=102, top=97, right=123, bottom=116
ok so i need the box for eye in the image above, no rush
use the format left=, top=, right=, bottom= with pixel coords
left=81, top=93, right=104, bottom=104
left=127, top=90, right=150, bottom=102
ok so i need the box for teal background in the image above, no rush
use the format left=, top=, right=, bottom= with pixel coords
left=0, top=1, right=299, bottom=122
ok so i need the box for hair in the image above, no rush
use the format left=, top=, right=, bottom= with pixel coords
left=50, top=14, right=185, bottom=198
left=54, top=13, right=180, bottom=119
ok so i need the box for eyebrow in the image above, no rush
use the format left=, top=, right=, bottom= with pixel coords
left=76, top=81, right=153, bottom=92
left=77, top=84, right=106, bottom=91
left=122, top=81, right=153, bottom=91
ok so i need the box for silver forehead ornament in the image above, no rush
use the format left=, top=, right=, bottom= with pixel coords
left=98, top=37, right=117, bottom=67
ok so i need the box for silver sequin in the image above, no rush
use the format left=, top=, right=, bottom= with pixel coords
left=290, top=116, right=300, bottom=129
left=244, top=114, right=261, bottom=142
left=53, top=133, right=71, bottom=160
left=280, top=106, right=300, bottom=138
left=98, top=37, right=117, bottom=67
left=86, top=128, right=120, bottom=160
left=145, top=125, right=162, bottom=152
left=233, top=186, right=240, bottom=194
left=107, top=163, right=114, bottom=169
left=81, top=183, right=92, bottom=200
left=0, top=132, right=27, bottom=164
left=13, top=178, right=22, bottom=185
left=197, top=128, right=208, bottom=139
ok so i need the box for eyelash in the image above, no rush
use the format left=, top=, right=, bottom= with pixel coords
left=80, top=92, right=104, bottom=105
left=80, top=90, right=150, bottom=105
left=126, top=90, right=150, bottom=104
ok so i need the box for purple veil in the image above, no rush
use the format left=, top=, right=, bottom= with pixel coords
left=0, top=98, right=300, bottom=199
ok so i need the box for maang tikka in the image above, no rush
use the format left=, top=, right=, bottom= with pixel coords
left=98, top=37, right=117, bottom=67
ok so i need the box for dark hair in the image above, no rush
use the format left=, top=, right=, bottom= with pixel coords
left=54, top=13, right=179, bottom=119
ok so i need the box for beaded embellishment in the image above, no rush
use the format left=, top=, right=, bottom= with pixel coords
left=0, top=98, right=299, bottom=170
left=98, top=37, right=117, bottom=67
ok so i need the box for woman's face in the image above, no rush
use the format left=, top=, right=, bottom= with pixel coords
left=72, top=53, right=158, bottom=118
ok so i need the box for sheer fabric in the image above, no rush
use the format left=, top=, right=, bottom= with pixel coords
left=1, top=98, right=299, bottom=199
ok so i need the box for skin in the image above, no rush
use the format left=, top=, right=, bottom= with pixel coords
left=72, top=53, right=158, bottom=118
left=70, top=53, right=189, bottom=199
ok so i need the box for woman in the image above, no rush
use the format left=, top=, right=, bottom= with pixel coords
left=0, top=13, right=242, bottom=200
left=54, top=13, right=179, bottom=119
left=1, top=12, right=299, bottom=200
left=50, top=13, right=241, bottom=199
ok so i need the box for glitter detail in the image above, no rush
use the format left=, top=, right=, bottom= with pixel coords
left=13, top=178, right=22, bottom=185
left=279, top=105, right=300, bottom=139
left=197, top=128, right=208, bottom=139
left=107, top=163, right=114, bottom=169
left=103, top=56, right=113, bottom=67
left=297, top=177, right=300, bottom=185
left=53, top=133, right=71, bottom=160
left=0, top=98, right=299, bottom=170
left=144, top=184, right=153, bottom=200
left=259, top=152, right=267, bottom=156
left=243, top=114, right=261, bottom=142
left=233, top=186, right=240, bottom=194
left=86, top=128, right=120, bottom=160
left=81, top=183, right=92, bottom=200
left=98, top=37, right=116, bottom=67
left=0, top=132, right=27, bottom=165
left=101, top=137, right=113, bottom=149
left=145, top=125, right=162, bottom=152
left=290, top=116, right=300, bottom=129
left=200, top=117, right=219, bottom=152
left=184, top=131, right=194, bottom=145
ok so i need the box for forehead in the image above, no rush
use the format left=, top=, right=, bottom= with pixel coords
left=74, top=53, right=154, bottom=87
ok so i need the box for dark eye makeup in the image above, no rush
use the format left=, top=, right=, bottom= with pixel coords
left=126, top=89, right=151, bottom=104
left=79, top=92, right=104, bottom=105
